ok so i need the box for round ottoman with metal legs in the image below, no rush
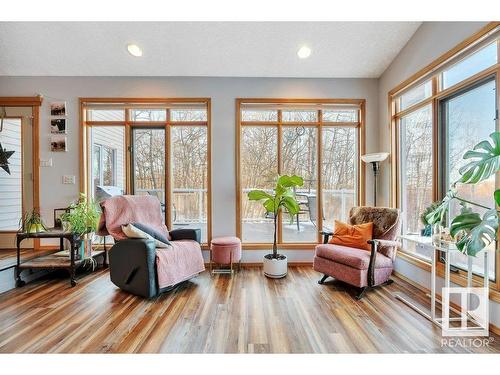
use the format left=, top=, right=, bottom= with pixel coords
left=210, top=236, right=241, bottom=275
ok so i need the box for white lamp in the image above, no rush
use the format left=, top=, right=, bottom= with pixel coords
left=361, top=152, right=390, bottom=207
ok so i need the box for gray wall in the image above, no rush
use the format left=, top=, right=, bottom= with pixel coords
left=0, top=76, right=379, bottom=261
left=376, top=22, right=499, bottom=328
left=377, top=21, right=489, bottom=206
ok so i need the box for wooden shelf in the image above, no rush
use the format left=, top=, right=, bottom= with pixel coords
left=19, top=250, right=105, bottom=269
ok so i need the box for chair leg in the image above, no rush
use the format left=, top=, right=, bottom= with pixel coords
left=356, top=287, right=368, bottom=300
left=382, top=279, right=394, bottom=286
left=318, top=274, right=329, bottom=284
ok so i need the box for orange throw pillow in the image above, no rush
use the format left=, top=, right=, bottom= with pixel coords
left=328, top=220, right=373, bottom=251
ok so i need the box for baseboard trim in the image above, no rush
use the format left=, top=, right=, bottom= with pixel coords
left=393, top=271, right=500, bottom=336
left=204, top=262, right=313, bottom=268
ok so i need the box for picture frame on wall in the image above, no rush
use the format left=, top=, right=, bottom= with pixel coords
left=50, top=101, right=66, bottom=116
left=51, top=118, right=66, bottom=134
left=50, top=134, right=67, bottom=152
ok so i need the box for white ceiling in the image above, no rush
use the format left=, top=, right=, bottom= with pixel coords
left=0, top=22, right=421, bottom=78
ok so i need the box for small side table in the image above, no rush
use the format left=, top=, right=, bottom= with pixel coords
left=16, top=229, right=107, bottom=287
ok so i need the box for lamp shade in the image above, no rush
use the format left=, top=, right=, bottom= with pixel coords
left=361, top=152, right=390, bottom=163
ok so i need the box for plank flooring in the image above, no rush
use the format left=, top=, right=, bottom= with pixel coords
left=0, top=248, right=59, bottom=271
left=0, top=266, right=498, bottom=353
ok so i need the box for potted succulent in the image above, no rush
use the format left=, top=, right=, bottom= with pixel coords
left=248, top=175, right=304, bottom=278
left=426, top=132, right=500, bottom=257
left=61, top=194, right=100, bottom=259
left=20, top=209, right=47, bottom=234
left=420, top=202, right=441, bottom=236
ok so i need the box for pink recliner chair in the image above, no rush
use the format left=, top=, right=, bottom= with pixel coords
left=313, top=207, right=400, bottom=299
left=98, top=195, right=205, bottom=298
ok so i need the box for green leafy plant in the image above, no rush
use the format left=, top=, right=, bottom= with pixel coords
left=19, top=209, right=47, bottom=233
left=426, top=132, right=500, bottom=256
left=420, top=201, right=442, bottom=226
left=248, top=175, right=304, bottom=259
left=61, top=193, right=100, bottom=238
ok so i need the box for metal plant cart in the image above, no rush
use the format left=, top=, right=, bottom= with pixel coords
left=16, top=229, right=106, bottom=287
left=395, top=230, right=489, bottom=333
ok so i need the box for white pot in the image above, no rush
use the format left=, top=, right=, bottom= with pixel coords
left=263, top=254, right=287, bottom=278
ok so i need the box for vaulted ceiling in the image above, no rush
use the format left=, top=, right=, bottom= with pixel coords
left=0, top=22, right=421, bottom=77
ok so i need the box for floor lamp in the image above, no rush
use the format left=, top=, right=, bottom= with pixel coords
left=361, top=152, right=389, bottom=207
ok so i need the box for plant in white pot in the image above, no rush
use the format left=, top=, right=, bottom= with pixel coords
left=248, top=175, right=304, bottom=278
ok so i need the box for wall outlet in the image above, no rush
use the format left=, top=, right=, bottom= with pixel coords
left=40, top=158, right=53, bottom=167
left=62, top=175, right=75, bottom=184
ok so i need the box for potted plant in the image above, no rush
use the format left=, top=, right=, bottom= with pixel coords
left=61, top=193, right=100, bottom=259
left=420, top=202, right=440, bottom=236
left=20, top=209, right=47, bottom=234
left=248, top=175, right=304, bottom=278
left=426, top=132, right=500, bottom=257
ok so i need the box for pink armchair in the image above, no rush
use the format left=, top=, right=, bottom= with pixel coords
left=313, top=206, right=400, bottom=299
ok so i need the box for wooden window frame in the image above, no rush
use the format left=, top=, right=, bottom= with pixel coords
left=79, top=98, right=212, bottom=248
left=236, top=98, right=366, bottom=250
left=388, top=22, right=500, bottom=301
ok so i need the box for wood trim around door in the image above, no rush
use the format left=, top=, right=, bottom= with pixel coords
left=0, top=96, right=43, bottom=249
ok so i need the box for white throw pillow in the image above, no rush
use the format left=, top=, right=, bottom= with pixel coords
left=121, top=223, right=170, bottom=248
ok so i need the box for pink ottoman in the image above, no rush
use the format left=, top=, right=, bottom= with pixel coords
left=210, top=236, right=241, bottom=274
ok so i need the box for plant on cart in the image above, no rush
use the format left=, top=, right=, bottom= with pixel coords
left=19, top=209, right=47, bottom=234
left=61, top=193, right=101, bottom=268
left=426, top=132, right=500, bottom=257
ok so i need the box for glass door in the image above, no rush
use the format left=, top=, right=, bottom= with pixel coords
left=440, top=76, right=497, bottom=280
left=131, top=127, right=166, bottom=223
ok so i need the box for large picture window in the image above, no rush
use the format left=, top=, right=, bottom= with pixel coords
left=237, top=99, right=364, bottom=248
left=81, top=99, right=211, bottom=245
left=390, top=25, right=500, bottom=292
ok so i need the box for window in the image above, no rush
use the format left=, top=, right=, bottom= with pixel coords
left=441, top=78, right=497, bottom=280
left=0, top=118, right=22, bottom=231
left=442, top=42, right=497, bottom=89
left=237, top=100, right=364, bottom=248
left=81, top=99, right=211, bottom=245
left=390, top=24, right=500, bottom=291
left=93, top=145, right=117, bottom=187
left=90, top=127, right=125, bottom=202
left=398, top=105, right=434, bottom=261
left=398, top=81, right=432, bottom=112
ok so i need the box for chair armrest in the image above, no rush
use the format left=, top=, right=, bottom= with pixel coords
left=367, top=239, right=400, bottom=248
left=169, top=228, right=201, bottom=243
left=320, top=230, right=334, bottom=244
left=108, top=238, right=158, bottom=298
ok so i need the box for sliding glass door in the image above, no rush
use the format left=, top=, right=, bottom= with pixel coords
left=440, top=77, right=497, bottom=280
left=131, top=127, right=166, bottom=222
left=83, top=99, right=211, bottom=245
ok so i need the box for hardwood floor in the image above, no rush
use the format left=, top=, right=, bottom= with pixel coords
left=0, top=266, right=498, bottom=353
left=0, top=248, right=58, bottom=271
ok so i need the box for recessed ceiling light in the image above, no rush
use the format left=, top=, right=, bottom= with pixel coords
left=127, top=44, right=143, bottom=57
left=297, top=46, right=312, bottom=59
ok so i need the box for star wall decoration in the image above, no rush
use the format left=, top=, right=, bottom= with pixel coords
left=0, top=142, right=15, bottom=175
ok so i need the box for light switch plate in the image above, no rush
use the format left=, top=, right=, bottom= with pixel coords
left=40, top=158, right=53, bottom=167
left=62, top=175, right=75, bottom=184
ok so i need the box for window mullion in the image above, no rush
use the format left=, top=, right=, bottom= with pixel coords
left=277, top=109, right=283, bottom=245
left=317, top=109, right=323, bottom=243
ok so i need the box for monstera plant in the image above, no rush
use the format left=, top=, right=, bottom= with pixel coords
left=426, top=132, right=500, bottom=256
